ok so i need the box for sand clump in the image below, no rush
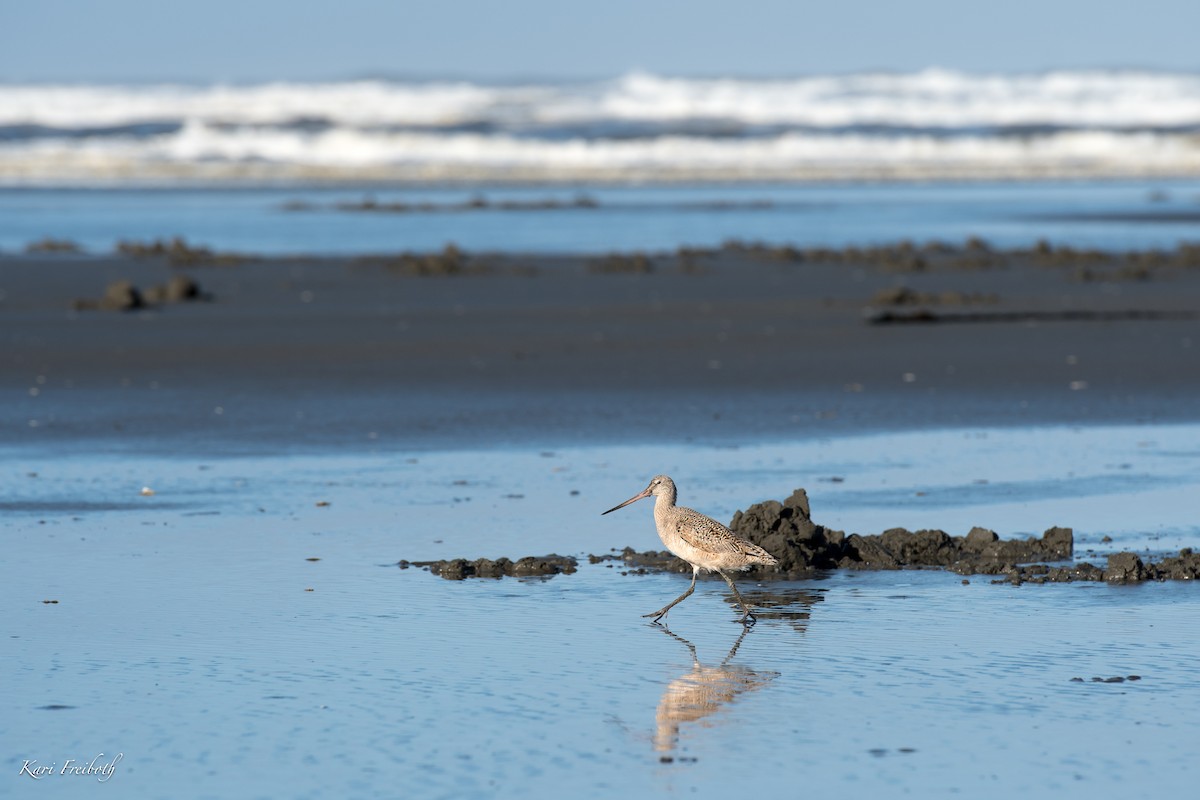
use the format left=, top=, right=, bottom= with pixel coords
left=116, top=237, right=249, bottom=267
left=1004, top=548, right=1200, bottom=585
left=588, top=252, right=655, bottom=274
left=725, top=489, right=1195, bottom=584
left=347, top=244, right=519, bottom=277
left=325, top=194, right=599, bottom=214
left=384, top=244, right=478, bottom=277
left=25, top=237, right=83, bottom=254
left=870, top=286, right=999, bottom=308
left=723, top=488, right=1073, bottom=577
left=398, top=554, right=578, bottom=580
left=72, top=275, right=209, bottom=311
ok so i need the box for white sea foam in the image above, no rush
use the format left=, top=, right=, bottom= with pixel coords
left=2, top=126, right=1195, bottom=183
left=4, top=70, right=1200, bottom=128
left=2, top=70, right=1199, bottom=182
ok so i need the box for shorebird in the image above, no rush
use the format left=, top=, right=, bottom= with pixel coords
left=602, top=475, right=778, bottom=624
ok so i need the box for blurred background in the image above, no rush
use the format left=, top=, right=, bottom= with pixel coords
left=2, top=0, right=1199, bottom=254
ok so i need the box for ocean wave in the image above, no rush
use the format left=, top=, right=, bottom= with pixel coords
left=2, top=70, right=1199, bottom=183
left=2, top=123, right=1197, bottom=183
left=5, top=70, right=1200, bottom=130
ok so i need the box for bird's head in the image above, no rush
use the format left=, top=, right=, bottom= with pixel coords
left=602, top=474, right=676, bottom=515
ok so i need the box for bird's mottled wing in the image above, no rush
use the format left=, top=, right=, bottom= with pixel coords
left=675, top=507, right=779, bottom=565
left=675, top=508, right=749, bottom=553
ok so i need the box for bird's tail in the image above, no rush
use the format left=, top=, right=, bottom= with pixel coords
left=744, top=542, right=779, bottom=567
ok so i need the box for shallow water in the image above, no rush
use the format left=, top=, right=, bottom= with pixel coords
left=3, top=179, right=1200, bottom=256
left=5, top=423, right=1200, bottom=797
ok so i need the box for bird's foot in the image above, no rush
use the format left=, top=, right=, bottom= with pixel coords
left=642, top=609, right=668, bottom=622
left=737, top=611, right=758, bottom=626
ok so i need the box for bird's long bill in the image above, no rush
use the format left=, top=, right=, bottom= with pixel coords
left=601, top=488, right=651, bottom=515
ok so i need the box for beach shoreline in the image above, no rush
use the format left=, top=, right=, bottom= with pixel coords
left=4, top=240, right=1199, bottom=453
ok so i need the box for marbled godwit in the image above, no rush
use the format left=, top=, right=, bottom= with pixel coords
left=602, top=475, right=778, bottom=624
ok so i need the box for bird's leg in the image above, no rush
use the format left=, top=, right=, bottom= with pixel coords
left=720, top=626, right=752, bottom=666
left=643, top=567, right=698, bottom=622
left=718, top=571, right=757, bottom=625
left=653, top=624, right=700, bottom=664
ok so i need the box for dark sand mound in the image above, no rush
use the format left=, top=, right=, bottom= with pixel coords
left=727, top=489, right=1196, bottom=584
left=1005, top=548, right=1200, bottom=585
left=116, top=236, right=250, bottom=267
left=728, top=488, right=1072, bottom=575
left=72, top=275, right=209, bottom=311
left=25, top=237, right=83, bottom=254
left=399, top=554, right=578, bottom=580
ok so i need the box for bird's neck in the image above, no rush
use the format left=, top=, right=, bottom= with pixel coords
left=653, top=489, right=677, bottom=518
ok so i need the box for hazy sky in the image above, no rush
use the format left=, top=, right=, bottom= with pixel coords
left=2, top=0, right=1197, bottom=82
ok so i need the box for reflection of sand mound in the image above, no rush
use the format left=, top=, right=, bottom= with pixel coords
left=653, top=627, right=779, bottom=754
left=723, top=587, right=823, bottom=632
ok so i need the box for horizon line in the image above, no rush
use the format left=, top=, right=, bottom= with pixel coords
left=2, top=63, right=1200, bottom=86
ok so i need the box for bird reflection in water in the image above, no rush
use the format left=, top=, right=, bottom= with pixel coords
left=652, top=624, right=779, bottom=754
left=651, top=589, right=820, bottom=754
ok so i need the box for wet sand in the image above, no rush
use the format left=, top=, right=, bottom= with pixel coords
left=3, top=239, right=1199, bottom=452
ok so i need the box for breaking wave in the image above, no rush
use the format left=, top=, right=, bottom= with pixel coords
left=2, top=70, right=1199, bottom=183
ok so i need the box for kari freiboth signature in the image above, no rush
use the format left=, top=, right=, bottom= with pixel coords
left=20, top=753, right=123, bottom=782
